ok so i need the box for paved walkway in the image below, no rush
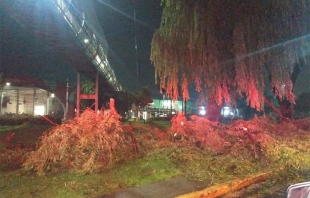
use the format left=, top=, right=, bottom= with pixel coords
left=102, top=177, right=211, bottom=198
left=100, top=172, right=270, bottom=198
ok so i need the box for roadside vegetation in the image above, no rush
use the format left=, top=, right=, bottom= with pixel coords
left=1, top=110, right=310, bottom=198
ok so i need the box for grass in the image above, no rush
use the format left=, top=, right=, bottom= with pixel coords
left=0, top=123, right=52, bottom=144
left=0, top=125, right=26, bottom=132
left=0, top=146, right=261, bottom=198
left=1, top=118, right=310, bottom=197
left=0, top=149, right=180, bottom=198
left=148, top=119, right=172, bottom=130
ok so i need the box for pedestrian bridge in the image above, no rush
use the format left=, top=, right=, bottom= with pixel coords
left=0, top=0, right=123, bottom=116
left=1, top=0, right=122, bottom=92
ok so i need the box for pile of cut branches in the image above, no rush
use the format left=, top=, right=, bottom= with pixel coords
left=169, top=114, right=276, bottom=158
left=170, top=113, right=310, bottom=170
left=23, top=107, right=136, bottom=175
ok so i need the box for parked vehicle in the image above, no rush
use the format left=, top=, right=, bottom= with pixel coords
left=287, top=181, right=310, bottom=197
left=158, top=113, right=167, bottom=117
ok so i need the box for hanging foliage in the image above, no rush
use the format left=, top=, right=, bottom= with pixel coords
left=151, top=0, right=310, bottom=110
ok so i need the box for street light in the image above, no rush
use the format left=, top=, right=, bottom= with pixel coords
left=0, top=92, right=3, bottom=115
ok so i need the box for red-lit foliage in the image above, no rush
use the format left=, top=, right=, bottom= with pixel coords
left=5, top=133, right=15, bottom=148
left=151, top=1, right=310, bottom=111
left=0, top=149, right=29, bottom=171
left=169, top=112, right=310, bottom=160
left=170, top=114, right=277, bottom=158
left=2, top=114, right=310, bottom=174
left=22, top=107, right=137, bottom=175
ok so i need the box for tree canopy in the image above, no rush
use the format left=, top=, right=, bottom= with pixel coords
left=134, top=86, right=153, bottom=108
left=151, top=0, right=310, bottom=111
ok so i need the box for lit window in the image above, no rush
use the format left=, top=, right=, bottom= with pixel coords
left=95, top=55, right=101, bottom=64
left=34, top=106, right=45, bottom=116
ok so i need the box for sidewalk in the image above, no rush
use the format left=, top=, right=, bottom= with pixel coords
left=102, top=177, right=211, bottom=198
left=101, top=172, right=270, bottom=198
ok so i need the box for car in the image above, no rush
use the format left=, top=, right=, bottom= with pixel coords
left=158, top=113, right=167, bottom=117
left=286, top=181, right=310, bottom=197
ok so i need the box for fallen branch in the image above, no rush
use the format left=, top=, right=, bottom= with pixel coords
left=176, top=172, right=271, bottom=198
left=264, top=97, right=287, bottom=121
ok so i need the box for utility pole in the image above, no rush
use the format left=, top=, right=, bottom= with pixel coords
left=64, top=78, right=68, bottom=121
left=133, top=0, right=139, bottom=91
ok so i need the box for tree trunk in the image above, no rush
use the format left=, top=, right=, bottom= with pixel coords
left=207, top=98, right=221, bottom=122
left=278, top=99, right=292, bottom=120
left=264, top=97, right=290, bottom=121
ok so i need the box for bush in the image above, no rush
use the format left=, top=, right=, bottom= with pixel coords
left=0, top=114, right=62, bottom=126
left=0, top=114, right=28, bottom=125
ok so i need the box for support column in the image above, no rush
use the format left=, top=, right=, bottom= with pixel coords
left=0, top=91, right=3, bottom=115
left=15, top=89, right=19, bottom=114
left=95, top=73, right=98, bottom=111
left=33, top=88, right=36, bottom=116
left=76, top=73, right=80, bottom=117
left=46, top=92, right=50, bottom=115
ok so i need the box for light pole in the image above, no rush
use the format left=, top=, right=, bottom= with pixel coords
left=0, top=91, right=3, bottom=115
left=64, top=79, right=69, bottom=121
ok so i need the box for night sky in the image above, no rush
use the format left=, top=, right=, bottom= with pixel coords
left=92, top=0, right=162, bottom=95
left=0, top=0, right=163, bottom=96
left=0, top=7, right=77, bottom=86
left=92, top=0, right=209, bottom=101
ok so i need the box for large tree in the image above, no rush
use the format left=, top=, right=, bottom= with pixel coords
left=134, top=86, right=153, bottom=109
left=151, top=0, right=310, bottom=119
left=114, top=90, right=135, bottom=117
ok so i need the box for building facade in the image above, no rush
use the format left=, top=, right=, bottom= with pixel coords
left=129, top=98, right=195, bottom=120
left=0, top=84, right=63, bottom=116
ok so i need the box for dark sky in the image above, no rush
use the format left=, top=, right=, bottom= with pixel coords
left=0, top=7, right=77, bottom=85
left=0, top=0, right=162, bottom=95
left=92, top=0, right=162, bottom=95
